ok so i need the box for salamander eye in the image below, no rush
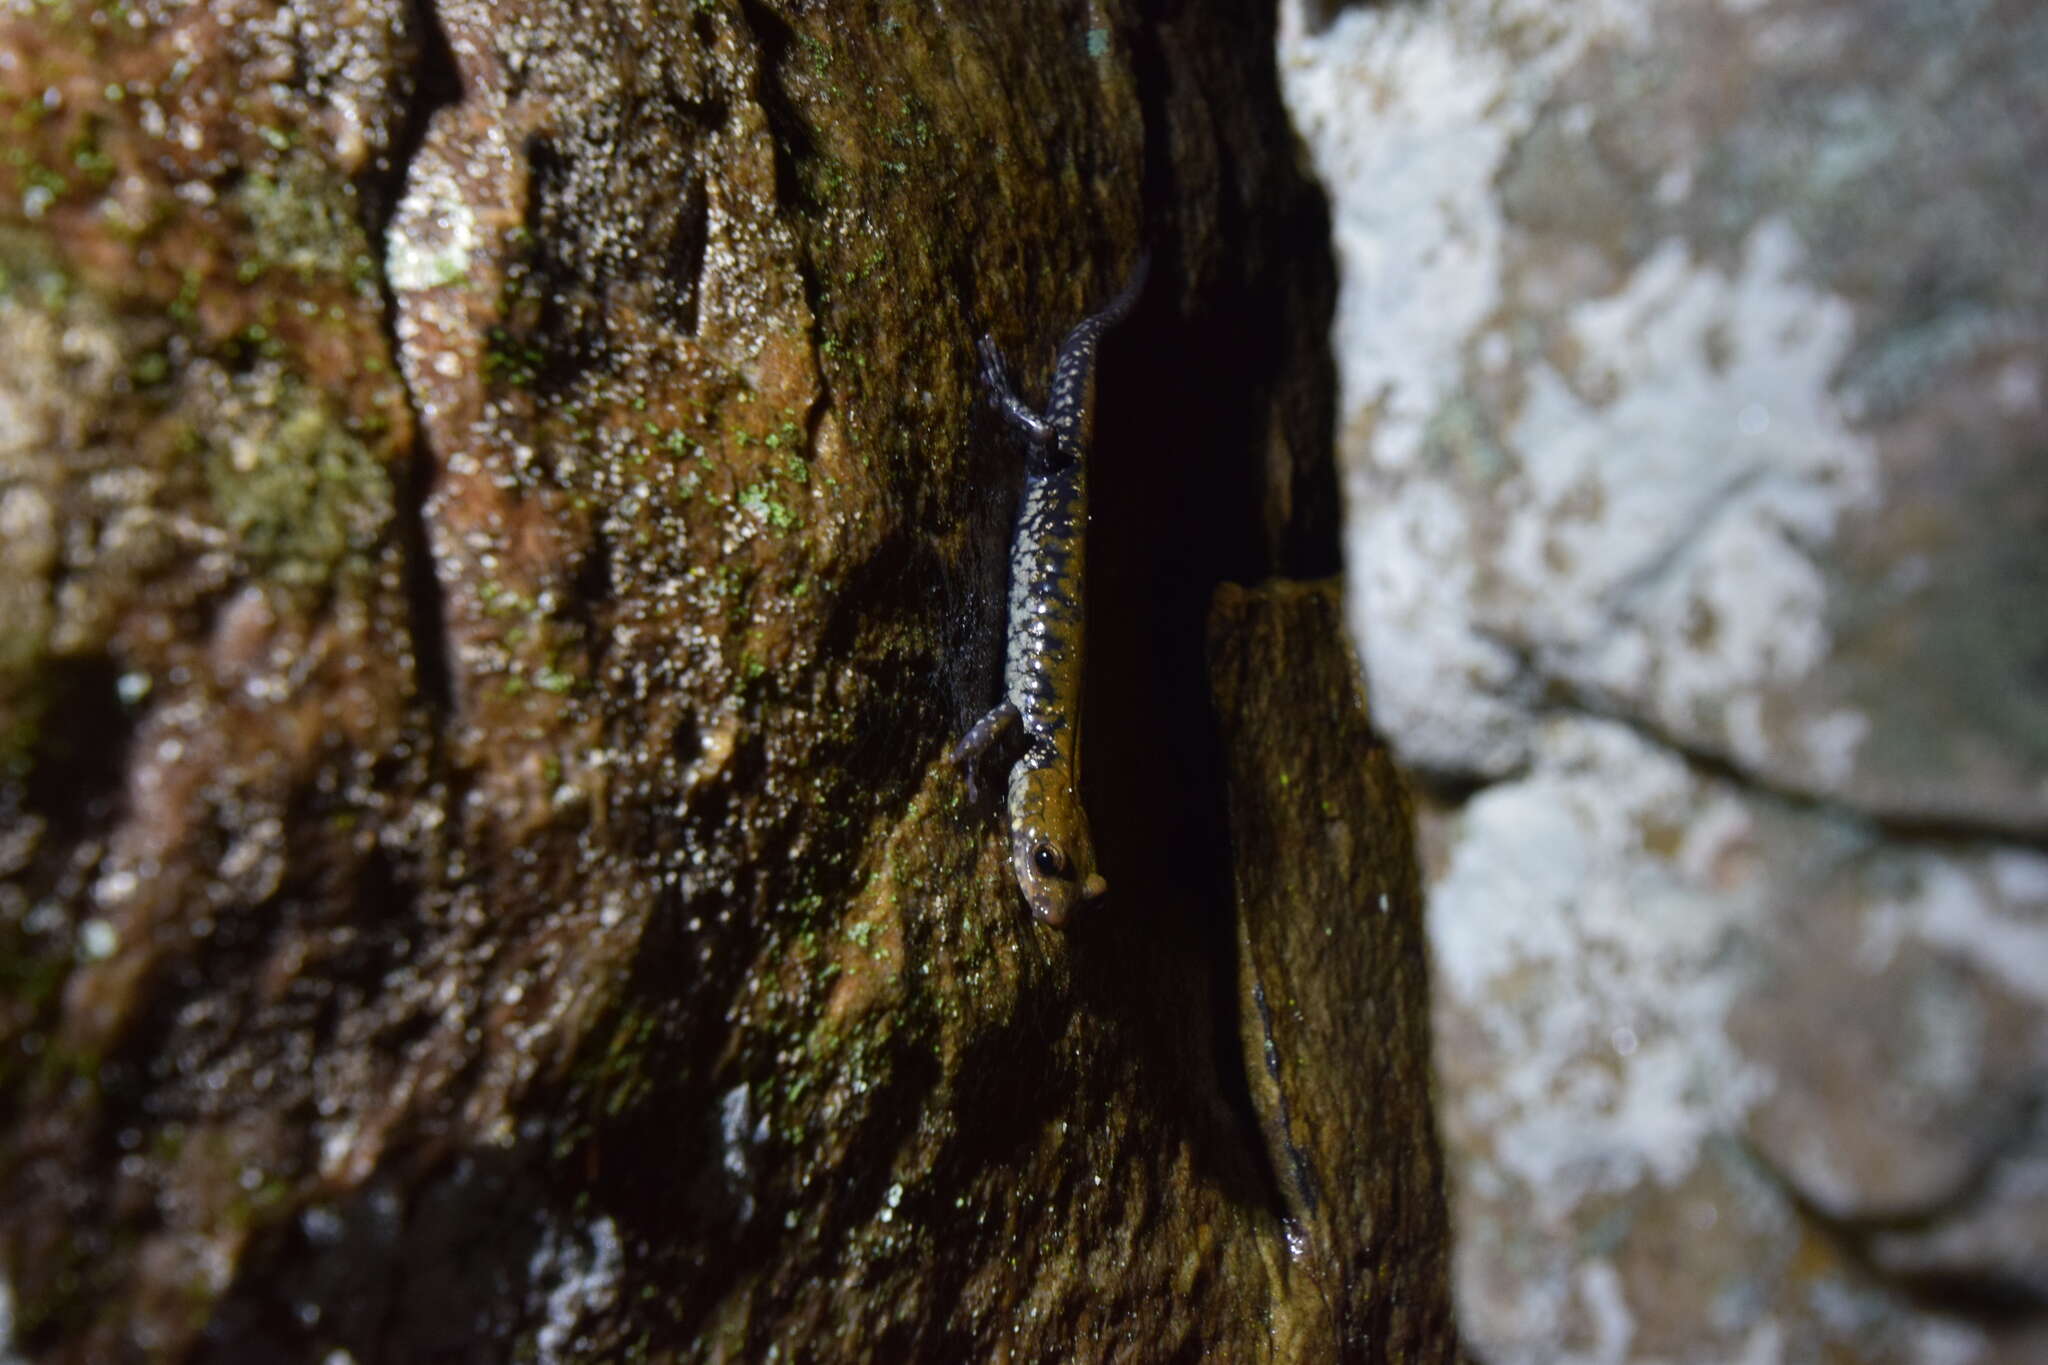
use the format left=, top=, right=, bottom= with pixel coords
left=1032, top=843, right=1069, bottom=878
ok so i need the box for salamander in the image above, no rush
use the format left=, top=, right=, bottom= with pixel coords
left=953, top=255, right=1148, bottom=927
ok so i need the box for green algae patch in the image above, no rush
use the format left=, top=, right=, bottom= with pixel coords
left=230, top=153, right=377, bottom=288
left=199, top=368, right=394, bottom=588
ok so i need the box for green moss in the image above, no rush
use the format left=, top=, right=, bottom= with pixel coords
left=166, top=269, right=200, bottom=323
left=0, top=230, right=74, bottom=310
left=483, top=327, right=545, bottom=388
left=202, top=376, right=393, bottom=587
left=232, top=154, right=362, bottom=282
left=477, top=580, right=535, bottom=616
left=738, top=482, right=798, bottom=531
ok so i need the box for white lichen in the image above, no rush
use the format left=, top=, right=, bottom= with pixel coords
left=528, top=1215, right=624, bottom=1365
left=1429, top=720, right=1774, bottom=1215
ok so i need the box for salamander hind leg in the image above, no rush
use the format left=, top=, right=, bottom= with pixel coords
left=950, top=699, right=1018, bottom=805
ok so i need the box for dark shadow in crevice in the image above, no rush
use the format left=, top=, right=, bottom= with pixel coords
left=19, top=652, right=133, bottom=846
left=368, top=1, right=463, bottom=239
left=731, top=0, right=816, bottom=216
left=379, top=0, right=464, bottom=721
left=1068, top=255, right=1294, bottom=1228
left=198, top=1146, right=553, bottom=1364
left=1072, top=2, right=1346, bottom=1236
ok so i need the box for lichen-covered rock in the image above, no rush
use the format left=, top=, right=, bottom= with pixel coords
left=1285, top=0, right=2048, bottom=833
left=2, top=1, right=1414, bottom=1362
left=1282, top=0, right=2048, bottom=1359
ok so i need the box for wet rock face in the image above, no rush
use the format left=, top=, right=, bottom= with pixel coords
left=1, top=3, right=424, bottom=1356
left=1283, top=0, right=2048, bottom=1360
left=3, top=1, right=1439, bottom=1362
left=1208, top=580, right=1459, bottom=1361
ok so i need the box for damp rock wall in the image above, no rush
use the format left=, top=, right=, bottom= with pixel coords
left=0, top=2, right=1451, bottom=1361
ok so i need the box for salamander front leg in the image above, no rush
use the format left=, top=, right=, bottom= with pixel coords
left=950, top=699, right=1018, bottom=805
left=977, top=336, right=1053, bottom=445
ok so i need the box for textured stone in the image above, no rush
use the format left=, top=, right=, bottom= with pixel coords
left=1, top=1, right=1394, bottom=1362
left=1285, top=0, right=2048, bottom=833
left=1282, top=0, right=2048, bottom=1359
left=1209, top=578, right=1459, bottom=1361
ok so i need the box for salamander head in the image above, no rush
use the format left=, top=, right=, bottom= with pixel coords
left=1009, top=770, right=1107, bottom=928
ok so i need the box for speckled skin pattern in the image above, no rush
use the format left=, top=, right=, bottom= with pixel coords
left=955, top=258, right=1146, bottom=926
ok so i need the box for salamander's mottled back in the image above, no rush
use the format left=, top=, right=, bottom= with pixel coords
left=954, top=257, right=1147, bottom=926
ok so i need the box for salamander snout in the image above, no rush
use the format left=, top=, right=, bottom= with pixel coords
left=1013, top=831, right=1107, bottom=928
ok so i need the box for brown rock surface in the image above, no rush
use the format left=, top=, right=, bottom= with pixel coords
left=1208, top=579, right=1458, bottom=1360
left=2, top=1, right=1443, bottom=1362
